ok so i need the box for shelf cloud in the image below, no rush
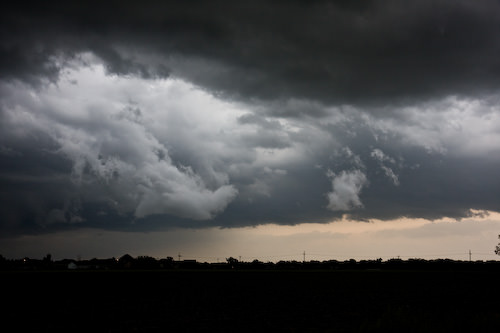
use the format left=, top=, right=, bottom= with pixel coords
left=1, top=1, right=500, bottom=236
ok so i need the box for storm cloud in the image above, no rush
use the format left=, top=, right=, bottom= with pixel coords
left=1, top=1, right=500, bottom=235
left=4, top=1, right=500, bottom=104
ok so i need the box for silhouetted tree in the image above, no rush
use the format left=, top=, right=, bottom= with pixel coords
left=495, top=235, right=500, bottom=255
left=226, top=257, right=238, bottom=268
left=41, top=253, right=53, bottom=269
left=118, top=254, right=134, bottom=268
left=159, top=257, right=174, bottom=269
left=136, top=256, right=158, bottom=269
left=0, top=254, right=6, bottom=270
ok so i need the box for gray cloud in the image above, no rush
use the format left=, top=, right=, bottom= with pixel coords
left=1, top=1, right=500, bottom=235
left=370, top=149, right=400, bottom=186
left=326, top=169, right=368, bottom=211
left=0, top=68, right=241, bottom=231
left=4, top=1, right=500, bottom=105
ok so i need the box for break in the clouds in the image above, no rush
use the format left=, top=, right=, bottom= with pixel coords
left=2, top=1, right=500, bottom=235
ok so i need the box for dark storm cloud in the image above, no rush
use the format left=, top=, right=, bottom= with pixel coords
left=2, top=77, right=500, bottom=232
left=0, top=129, right=77, bottom=234
left=3, top=0, right=500, bottom=105
left=2, top=1, right=500, bottom=235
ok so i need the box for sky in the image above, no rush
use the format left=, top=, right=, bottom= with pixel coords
left=1, top=1, right=500, bottom=261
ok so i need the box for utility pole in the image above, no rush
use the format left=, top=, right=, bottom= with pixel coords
left=178, top=253, right=182, bottom=262
left=303, top=250, right=306, bottom=263
left=469, top=249, right=471, bottom=262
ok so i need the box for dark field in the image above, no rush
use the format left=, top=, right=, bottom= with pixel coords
left=4, top=269, right=500, bottom=332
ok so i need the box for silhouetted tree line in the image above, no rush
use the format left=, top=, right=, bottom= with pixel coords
left=1, top=253, right=500, bottom=271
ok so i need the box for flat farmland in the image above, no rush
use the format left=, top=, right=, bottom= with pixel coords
left=3, top=269, right=500, bottom=332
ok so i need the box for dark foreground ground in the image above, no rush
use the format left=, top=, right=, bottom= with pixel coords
left=3, top=269, right=500, bottom=332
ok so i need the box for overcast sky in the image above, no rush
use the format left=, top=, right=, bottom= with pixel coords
left=1, top=1, right=500, bottom=261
